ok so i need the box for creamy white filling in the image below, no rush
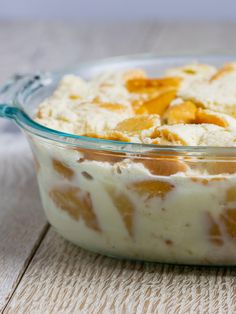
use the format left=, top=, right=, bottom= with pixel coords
left=32, top=139, right=236, bottom=264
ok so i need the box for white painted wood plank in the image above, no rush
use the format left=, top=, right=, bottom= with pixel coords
left=5, top=229, right=236, bottom=314
left=0, top=134, right=47, bottom=311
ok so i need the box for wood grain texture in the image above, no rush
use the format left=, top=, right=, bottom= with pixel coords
left=2, top=20, right=236, bottom=313
left=0, top=135, right=47, bottom=311
left=4, top=229, right=236, bottom=314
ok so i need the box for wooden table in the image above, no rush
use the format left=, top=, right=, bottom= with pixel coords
left=1, top=21, right=236, bottom=313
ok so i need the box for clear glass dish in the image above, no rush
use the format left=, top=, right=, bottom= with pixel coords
left=1, top=54, right=236, bottom=265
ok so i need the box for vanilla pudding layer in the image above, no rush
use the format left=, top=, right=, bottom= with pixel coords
left=31, top=139, right=236, bottom=265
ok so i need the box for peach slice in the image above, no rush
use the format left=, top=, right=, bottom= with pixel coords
left=207, top=213, right=223, bottom=246
left=190, top=177, right=226, bottom=185
left=92, top=96, right=129, bottom=112
left=106, top=186, right=135, bottom=236
left=126, top=77, right=181, bottom=93
left=221, top=208, right=236, bottom=239
left=204, top=160, right=236, bottom=175
left=164, top=101, right=197, bottom=124
left=103, top=131, right=132, bottom=142
left=77, top=148, right=126, bottom=164
left=151, top=128, right=188, bottom=145
left=136, top=157, right=188, bottom=176
left=80, top=113, right=158, bottom=142
left=50, top=186, right=100, bottom=232
left=79, top=131, right=131, bottom=142
left=206, top=208, right=236, bottom=245
left=52, top=159, right=74, bottom=180
left=91, top=114, right=160, bottom=142
left=96, top=103, right=127, bottom=112
left=226, top=186, right=236, bottom=203
left=195, top=109, right=229, bottom=127
left=135, top=90, right=177, bottom=116
left=115, top=114, right=159, bottom=134
left=128, top=180, right=174, bottom=200
left=210, top=63, right=236, bottom=81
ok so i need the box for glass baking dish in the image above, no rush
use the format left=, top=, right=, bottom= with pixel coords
left=1, top=54, right=236, bottom=265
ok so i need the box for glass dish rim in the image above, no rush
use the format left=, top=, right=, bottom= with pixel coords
left=10, top=53, right=236, bottom=155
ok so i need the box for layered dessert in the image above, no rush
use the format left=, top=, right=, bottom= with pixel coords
left=32, top=62, right=236, bottom=264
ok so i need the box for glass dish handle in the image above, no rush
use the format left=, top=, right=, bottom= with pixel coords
left=0, top=74, right=30, bottom=119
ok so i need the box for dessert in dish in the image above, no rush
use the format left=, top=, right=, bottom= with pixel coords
left=31, top=61, right=236, bottom=264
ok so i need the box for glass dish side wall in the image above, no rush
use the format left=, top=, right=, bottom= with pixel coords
left=29, top=134, right=236, bottom=265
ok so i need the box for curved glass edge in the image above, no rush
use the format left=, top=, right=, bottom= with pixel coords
left=12, top=108, right=236, bottom=157
left=9, top=54, right=236, bottom=156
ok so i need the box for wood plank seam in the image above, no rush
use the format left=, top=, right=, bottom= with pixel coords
left=1, top=224, right=50, bottom=314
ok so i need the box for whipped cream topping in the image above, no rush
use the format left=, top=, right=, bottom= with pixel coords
left=36, top=63, right=236, bottom=147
